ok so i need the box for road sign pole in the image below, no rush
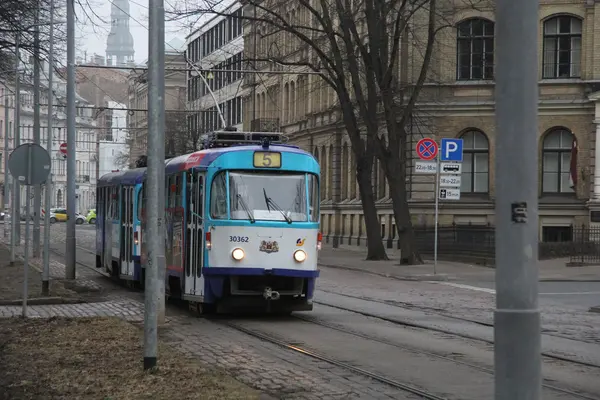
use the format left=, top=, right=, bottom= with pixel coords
left=433, top=154, right=439, bottom=275
left=8, top=144, right=51, bottom=317
left=495, top=0, right=541, bottom=399
left=22, top=145, right=33, bottom=317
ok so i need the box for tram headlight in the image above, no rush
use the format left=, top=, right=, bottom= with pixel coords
left=293, top=249, right=307, bottom=263
left=232, top=248, right=245, bottom=261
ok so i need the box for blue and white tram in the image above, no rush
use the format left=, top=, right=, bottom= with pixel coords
left=96, top=169, right=144, bottom=282
left=95, top=131, right=322, bottom=314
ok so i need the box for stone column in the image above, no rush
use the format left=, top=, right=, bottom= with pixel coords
left=331, top=131, right=342, bottom=248
left=594, top=122, right=600, bottom=200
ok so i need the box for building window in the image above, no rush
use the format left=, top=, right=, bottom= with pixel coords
left=543, top=16, right=582, bottom=79
left=457, top=18, right=495, bottom=80
left=460, top=130, right=489, bottom=193
left=542, top=128, right=575, bottom=193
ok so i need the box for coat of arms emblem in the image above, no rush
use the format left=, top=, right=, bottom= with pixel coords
left=259, top=240, right=279, bottom=253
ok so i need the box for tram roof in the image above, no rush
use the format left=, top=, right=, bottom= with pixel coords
left=164, top=144, right=311, bottom=174
left=97, top=145, right=314, bottom=187
left=97, top=168, right=146, bottom=187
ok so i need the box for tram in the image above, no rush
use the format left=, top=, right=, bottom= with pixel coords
left=96, top=130, right=321, bottom=314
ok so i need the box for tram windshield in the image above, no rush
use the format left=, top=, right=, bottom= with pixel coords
left=211, top=171, right=317, bottom=222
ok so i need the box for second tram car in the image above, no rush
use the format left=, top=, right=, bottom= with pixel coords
left=96, top=131, right=321, bottom=314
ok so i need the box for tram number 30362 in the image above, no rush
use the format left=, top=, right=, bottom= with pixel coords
left=230, top=236, right=250, bottom=243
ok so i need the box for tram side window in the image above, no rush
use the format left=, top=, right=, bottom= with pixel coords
left=137, top=188, right=143, bottom=221
left=210, top=172, right=227, bottom=219
left=186, top=173, right=192, bottom=222
left=113, top=187, right=120, bottom=220
left=309, top=174, right=319, bottom=223
left=140, top=185, right=146, bottom=221
left=175, top=174, right=183, bottom=207
left=107, top=188, right=113, bottom=220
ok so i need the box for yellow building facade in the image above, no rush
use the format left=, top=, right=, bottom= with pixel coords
left=241, top=1, right=600, bottom=248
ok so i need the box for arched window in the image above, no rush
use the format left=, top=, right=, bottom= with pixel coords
left=460, top=130, right=489, bottom=193
left=457, top=18, right=495, bottom=80
left=543, top=16, right=582, bottom=79
left=542, top=128, right=575, bottom=193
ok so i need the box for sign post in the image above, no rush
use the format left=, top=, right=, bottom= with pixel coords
left=8, top=143, right=51, bottom=317
left=416, top=138, right=464, bottom=274
left=436, top=138, right=464, bottom=273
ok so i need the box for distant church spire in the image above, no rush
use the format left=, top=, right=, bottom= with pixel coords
left=105, top=0, right=135, bottom=66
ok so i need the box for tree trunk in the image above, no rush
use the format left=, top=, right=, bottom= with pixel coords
left=383, top=156, right=423, bottom=265
left=356, top=155, right=388, bottom=260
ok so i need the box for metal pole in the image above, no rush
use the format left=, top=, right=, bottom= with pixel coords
left=33, top=4, right=42, bottom=257
left=251, top=4, right=257, bottom=124
left=144, top=0, right=166, bottom=370
left=433, top=154, right=439, bottom=275
left=13, top=35, right=21, bottom=247
left=65, top=0, right=76, bottom=279
left=3, top=94, right=10, bottom=239
left=43, top=0, right=55, bottom=296
left=23, top=145, right=33, bottom=318
left=494, top=1, right=541, bottom=399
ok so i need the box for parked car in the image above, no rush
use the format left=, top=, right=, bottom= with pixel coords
left=48, top=208, right=85, bottom=224
left=86, top=209, right=96, bottom=224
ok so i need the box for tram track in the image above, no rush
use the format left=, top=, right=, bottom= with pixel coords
left=315, top=289, right=600, bottom=370
left=291, top=313, right=600, bottom=400
left=51, top=246, right=600, bottom=399
left=318, top=288, right=600, bottom=345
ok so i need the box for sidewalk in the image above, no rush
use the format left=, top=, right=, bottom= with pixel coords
left=318, top=244, right=600, bottom=282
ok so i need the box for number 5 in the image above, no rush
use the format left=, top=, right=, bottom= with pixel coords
left=262, top=154, right=272, bottom=166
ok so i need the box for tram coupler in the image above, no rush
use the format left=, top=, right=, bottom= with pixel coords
left=263, top=287, right=280, bottom=301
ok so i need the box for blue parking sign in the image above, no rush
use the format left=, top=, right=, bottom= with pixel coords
left=440, top=138, right=463, bottom=162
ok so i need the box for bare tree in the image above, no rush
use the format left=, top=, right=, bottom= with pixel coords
left=173, top=0, right=471, bottom=262
left=166, top=111, right=201, bottom=157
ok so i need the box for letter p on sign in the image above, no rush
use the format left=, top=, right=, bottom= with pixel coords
left=440, top=138, right=464, bottom=162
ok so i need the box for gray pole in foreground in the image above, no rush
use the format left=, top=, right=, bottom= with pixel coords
left=33, top=6, right=42, bottom=257
left=22, top=145, right=33, bottom=318
left=3, top=95, right=10, bottom=240
left=43, top=0, right=55, bottom=296
left=65, top=0, right=76, bottom=279
left=144, top=0, right=166, bottom=370
left=13, top=35, right=21, bottom=247
left=494, top=1, right=541, bottom=399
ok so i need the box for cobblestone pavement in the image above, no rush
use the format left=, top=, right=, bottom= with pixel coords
left=0, top=227, right=424, bottom=399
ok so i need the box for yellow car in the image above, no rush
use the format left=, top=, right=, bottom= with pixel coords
left=50, top=208, right=67, bottom=223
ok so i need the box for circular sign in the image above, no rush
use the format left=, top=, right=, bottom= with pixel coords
left=8, top=143, right=51, bottom=186
left=416, top=138, right=438, bottom=161
left=59, top=143, right=68, bottom=155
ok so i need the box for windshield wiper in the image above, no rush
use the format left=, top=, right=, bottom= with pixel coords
left=263, top=188, right=292, bottom=224
left=236, top=194, right=255, bottom=223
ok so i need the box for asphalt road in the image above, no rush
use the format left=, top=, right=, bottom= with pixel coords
left=435, top=280, right=600, bottom=311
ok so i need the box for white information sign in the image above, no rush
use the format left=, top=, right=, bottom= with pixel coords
left=415, top=161, right=437, bottom=174
left=439, top=175, right=461, bottom=188
left=439, top=188, right=461, bottom=200
left=440, top=162, right=462, bottom=174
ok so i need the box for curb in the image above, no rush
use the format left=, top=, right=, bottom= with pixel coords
left=319, top=262, right=600, bottom=283
left=0, top=297, right=87, bottom=306
left=318, top=263, right=450, bottom=281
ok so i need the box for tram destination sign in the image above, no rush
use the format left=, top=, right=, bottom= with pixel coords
left=253, top=151, right=282, bottom=168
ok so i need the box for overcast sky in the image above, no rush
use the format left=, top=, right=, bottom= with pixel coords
left=75, top=0, right=202, bottom=63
